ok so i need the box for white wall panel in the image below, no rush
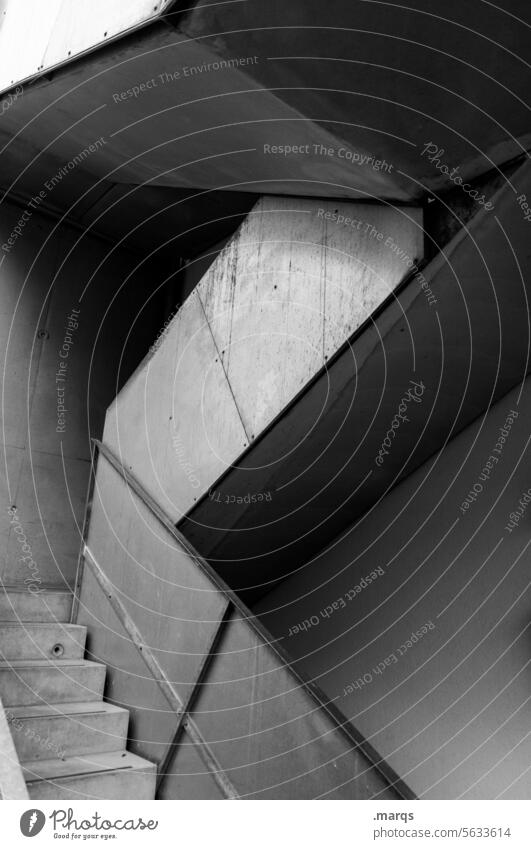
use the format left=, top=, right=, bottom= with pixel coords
left=0, top=0, right=172, bottom=92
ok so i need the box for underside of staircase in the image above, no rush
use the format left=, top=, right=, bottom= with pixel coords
left=0, top=587, right=156, bottom=800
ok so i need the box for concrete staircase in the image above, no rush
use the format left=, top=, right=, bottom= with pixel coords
left=0, top=587, right=156, bottom=800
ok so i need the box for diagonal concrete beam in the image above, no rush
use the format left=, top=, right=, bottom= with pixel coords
left=104, top=195, right=422, bottom=521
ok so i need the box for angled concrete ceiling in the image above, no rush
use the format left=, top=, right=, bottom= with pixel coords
left=0, top=0, right=528, bottom=214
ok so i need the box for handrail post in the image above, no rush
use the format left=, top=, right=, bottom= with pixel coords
left=71, top=438, right=98, bottom=624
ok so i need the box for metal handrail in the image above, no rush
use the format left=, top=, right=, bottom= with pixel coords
left=86, top=438, right=416, bottom=800
left=82, top=544, right=239, bottom=800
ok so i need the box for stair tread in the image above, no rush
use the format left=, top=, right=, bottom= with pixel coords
left=0, top=623, right=84, bottom=629
left=0, top=659, right=103, bottom=668
left=0, top=595, right=151, bottom=795
left=9, top=701, right=127, bottom=719
left=0, top=623, right=87, bottom=661
left=23, top=750, right=156, bottom=782
left=0, top=589, right=73, bottom=623
left=0, top=586, right=71, bottom=594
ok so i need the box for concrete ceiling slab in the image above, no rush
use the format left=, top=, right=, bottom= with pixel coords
left=1, top=1, right=528, bottom=206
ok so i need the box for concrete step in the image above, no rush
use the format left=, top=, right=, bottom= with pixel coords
left=0, top=659, right=105, bottom=706
left=0, top=588, right=72, bottom=622
left=8, top=701, right=129, bottom=762
left=24, top=750, right=157, bottom=800
left=0, top=623, right=86, bottom=660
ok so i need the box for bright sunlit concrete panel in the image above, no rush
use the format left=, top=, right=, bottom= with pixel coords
left=0, top=0, right=172, bottom=93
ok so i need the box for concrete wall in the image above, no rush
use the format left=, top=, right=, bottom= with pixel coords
left=255, top=377, right=531, bottom=799
left=0, top=199, right=168, bottom=590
